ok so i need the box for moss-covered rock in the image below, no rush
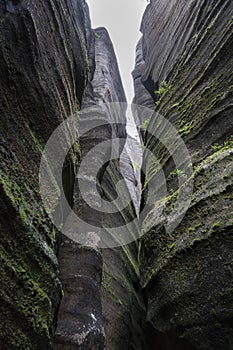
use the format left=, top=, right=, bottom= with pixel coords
left=136, top=0, right=233, bottom=348
left=0, top=0, right=93, bottom=348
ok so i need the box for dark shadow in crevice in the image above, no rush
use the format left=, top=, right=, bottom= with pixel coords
left=144, top=322, right=197, bottom=350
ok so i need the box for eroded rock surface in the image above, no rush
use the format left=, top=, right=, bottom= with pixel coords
left=1, top=0, right=232, bottom=349
left=54, top=18, right=144, bottom=350
left=136, top=0, right=233, bottom=349
left=0, top=0, right=93, bottom=348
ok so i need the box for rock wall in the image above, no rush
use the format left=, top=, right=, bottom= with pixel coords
left=135, top=0, right=233, bottom=349
left=54, top=25, right=130, bottom=350
left=78, top=27, right=146, bottom=350
left=0, top=0, right=143, bottom=347
left=0, top=0, right=94, bottom=348
left=1, top=0, right=233, bottom=349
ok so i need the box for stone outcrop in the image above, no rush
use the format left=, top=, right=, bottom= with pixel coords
left=0, top=0, right=143, bottom=348
left=78, top=26, right=145, bottom=350
left=132, top=38, right=154, bottom=129
left=135, top=0, right=233, bottom=349
left=54, top=25, right=129, bottom=349
left=0, top=0, right=94, bottom=348
left=1, top=0, right=233, bottom=349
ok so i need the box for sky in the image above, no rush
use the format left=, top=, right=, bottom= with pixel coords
left=86, top=0, right=147, bottom=103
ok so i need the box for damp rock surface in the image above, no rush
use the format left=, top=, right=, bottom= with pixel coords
left=136, top=0, right=233, bottom=349
left=0, top=0, right=232, bottom=349
left=0, top=0, right=93, bottom=348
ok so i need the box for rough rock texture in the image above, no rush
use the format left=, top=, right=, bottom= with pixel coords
left=54, top=26, right=128, bottom=349
left=0, top=0, right=144, bottom=348
left=54, top=241, right=105, bottom=349
left=54, top=23, right=145, bottom=350
left=100, top=153, right=145, bottom=350
left=85, top=30, right=147, bottom=350
left=0, top=0, right=94, bottom=348
left=2, top=0, right=232, bottom=349
left=132, top=39, right=155, bottom=128
left=132, top=38, right=154, bottom=109
left=120, top=135, right=142, bottom=216
left=136, top=0, right=233, bottom=349
left=84, top=27, right=127, bottom=107
left=80, top=27, right=146, bottom=350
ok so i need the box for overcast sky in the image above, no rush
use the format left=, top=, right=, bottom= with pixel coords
left=87, top=0, right=147, bottom=103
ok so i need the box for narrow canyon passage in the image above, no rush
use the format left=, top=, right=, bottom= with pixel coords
left=0, top=1, right=232, bottom=350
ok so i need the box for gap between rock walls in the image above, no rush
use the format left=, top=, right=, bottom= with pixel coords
left=0, top=1, right=232, bottom=350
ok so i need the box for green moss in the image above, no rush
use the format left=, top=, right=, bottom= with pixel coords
left=167, top=168, right=188, bottom=181
left=211, top=139, right=233, bottom=152
left=219, top=288, right=233, bottom=297
left=11, top=329, right=32, bottom=349
left=24, top=120, right=48, bottom=153
left=0, top=154, right=61, bottom=347
left=0, top=234, right=59, bottom=346
left=214, top=323, right=222, bottom=329
left=73, top=101, right=80, bottom=112
left=179, top=121, right=195, bottom=136
left=188, top=223, right=202, bottom=233
left=168, top=243, right=175, bottom=249
left=141, top=118, right=150, bottom=132
left=102, top=271, right=123, bottom=306
left=156, top=80, right=170, bottom=96
left=152, top=56, right=229, bottom=141
left=69, top=140, right=82, bottom=170
left=132, top=162, right=140, bottom=171
left=0, top=168, right=59, bottom=247
left=212, top=221, right=222, bottom=229
left=204, top=25, right=212, bottom=34
left=121, top=245, right=140, bottom=277
left=141, top=166, right=233, bottom=287
left=154, top=80, right=171, bottom=108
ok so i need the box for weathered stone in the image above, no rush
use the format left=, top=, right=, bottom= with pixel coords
left=0, top=0, right=93, bottom=348
left=1, top=0, right=232, bottom=349
left=137, top=0, right=233, bottom=349
left=79, top=25, right=145, bottom=350
left=53, top=239, right=105, bottom=350
left=132, top=38, right=155, bottom=120
left=54, top=20, right=142, bottom=350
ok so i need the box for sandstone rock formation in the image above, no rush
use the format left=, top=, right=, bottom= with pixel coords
left=54, top=24, right=131, bottom=350
left=136, top=1, right=233, bottom=349
left=0, top=0, right=142, bottom=348
left=0, top=0, right=232, bottom=349
left=0, top=0, right=93, bottom=348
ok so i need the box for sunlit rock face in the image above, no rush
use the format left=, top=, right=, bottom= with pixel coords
left=135, top=0, right=233, bottom=349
